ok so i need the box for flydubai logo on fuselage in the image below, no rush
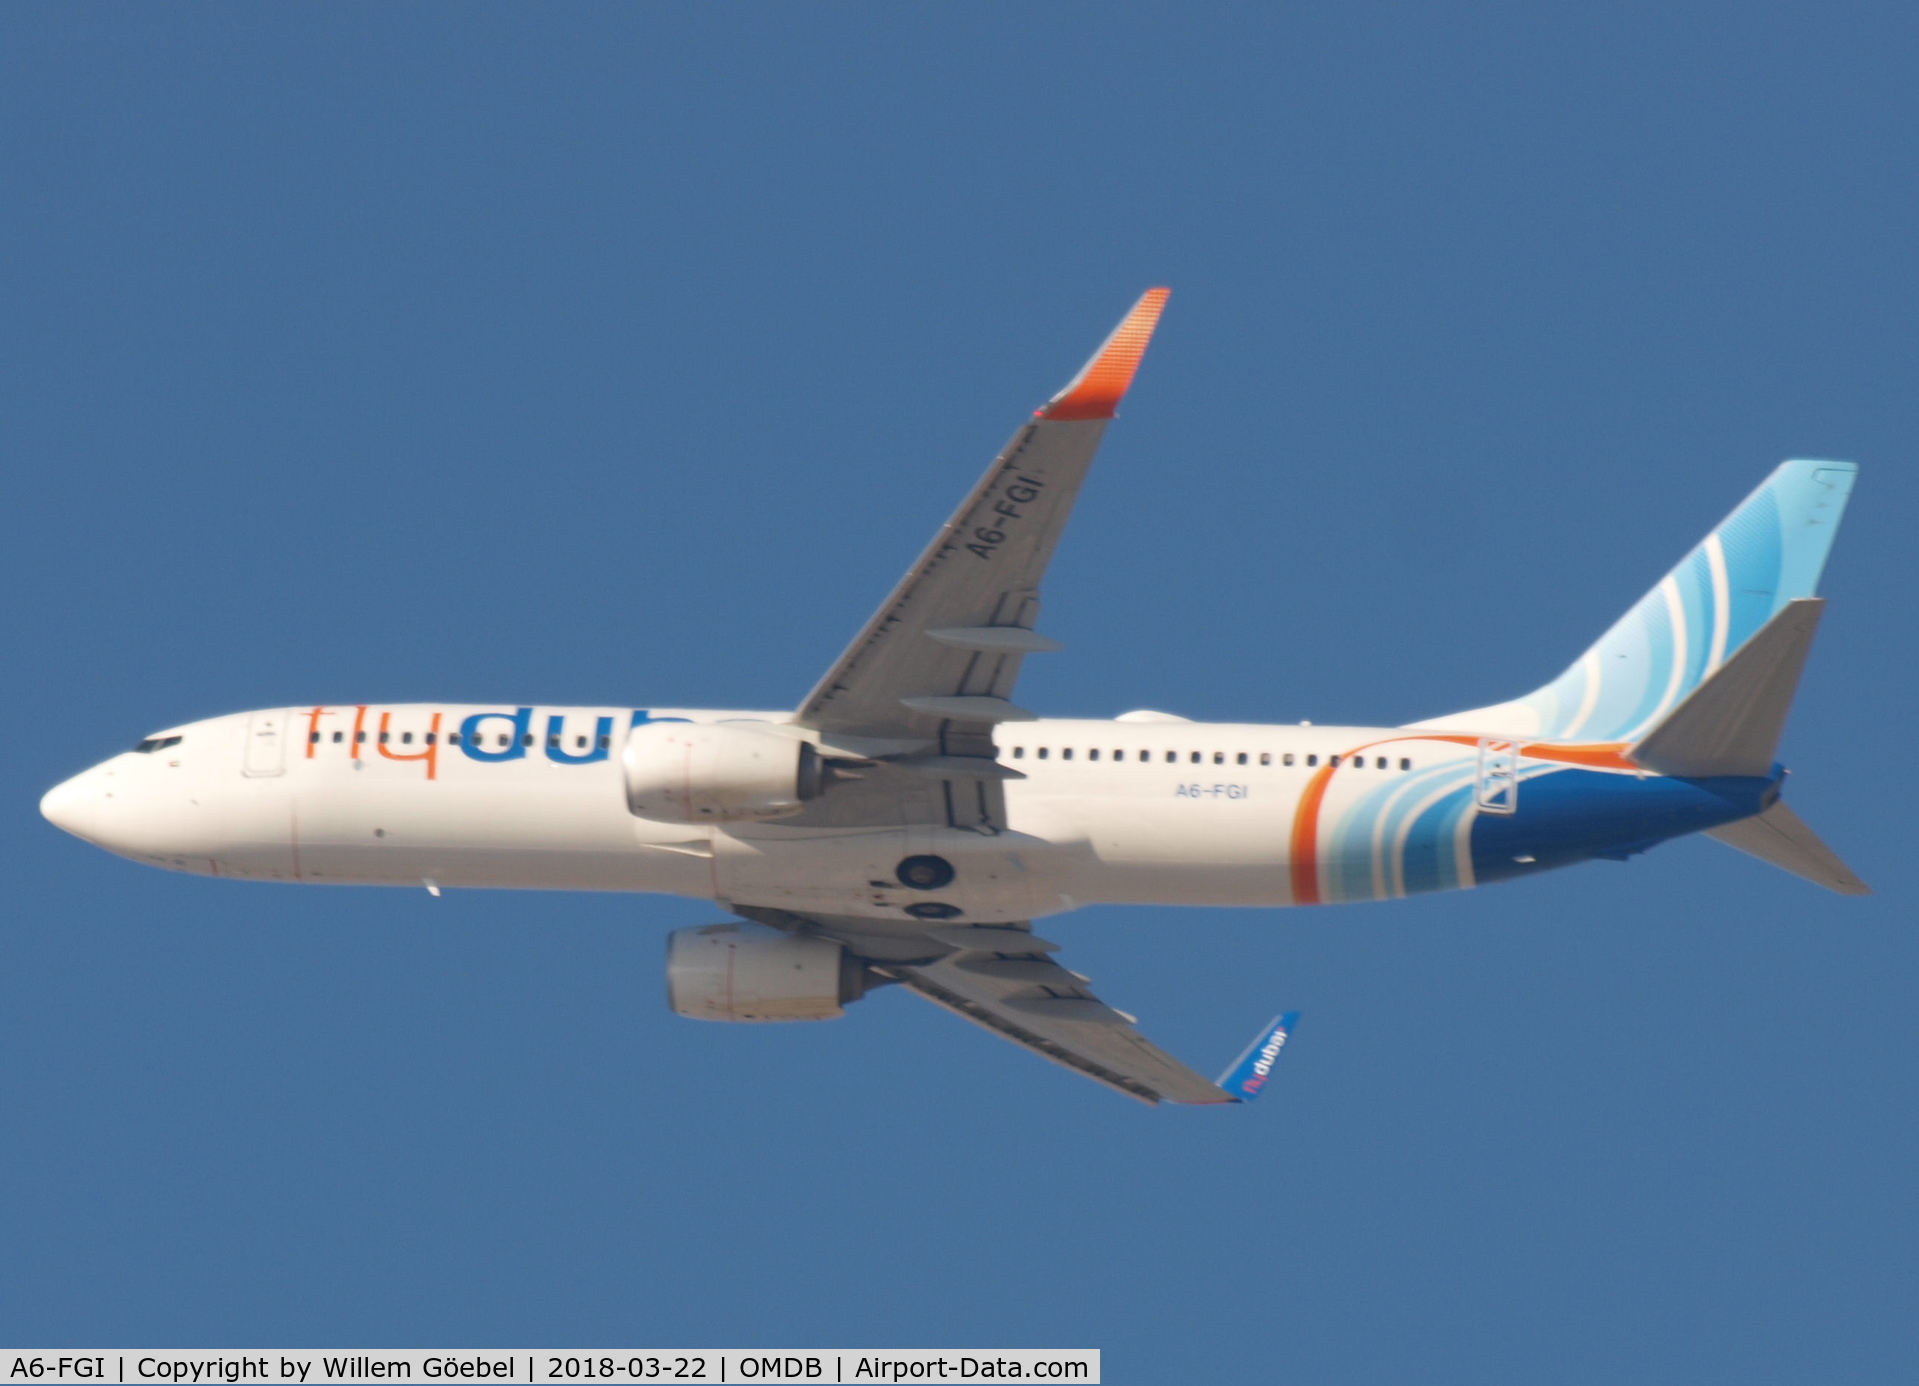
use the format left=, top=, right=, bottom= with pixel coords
left=303, top=706, right=668, bottom=780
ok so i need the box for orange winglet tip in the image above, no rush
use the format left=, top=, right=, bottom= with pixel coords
left=1039, top=287, right=1170, bottom=421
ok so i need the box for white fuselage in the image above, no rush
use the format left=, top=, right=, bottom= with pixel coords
left=43, top=703, right=1500, bottom=920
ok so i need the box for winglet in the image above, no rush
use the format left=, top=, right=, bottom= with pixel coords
left=1217, top=1011, right=1300, bottom=1102
left=1039, top=287, right=1171, bottom=421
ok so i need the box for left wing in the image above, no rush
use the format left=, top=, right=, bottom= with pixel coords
left=739, top=906, right=1240, bottom=1106
left=788, top=290, right=1169, bottom=830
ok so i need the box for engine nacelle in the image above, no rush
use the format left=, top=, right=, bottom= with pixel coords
left=665, top=922, right=870, bottom=1022
left=623, top=721, right=825, bottom=823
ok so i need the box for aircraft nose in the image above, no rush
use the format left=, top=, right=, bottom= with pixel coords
left=40, top=770, right=106, bottom=843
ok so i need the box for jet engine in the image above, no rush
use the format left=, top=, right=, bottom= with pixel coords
left=665, top=921, right=874, bottom=1022
left=623, top=721, right=834, bottom=823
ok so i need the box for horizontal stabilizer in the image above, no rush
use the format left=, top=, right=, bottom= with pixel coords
left=1630, top=599, right=1823, bottom=779
left=1706, top=801, right=1869, bottom=895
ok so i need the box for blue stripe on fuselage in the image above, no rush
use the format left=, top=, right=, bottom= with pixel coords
left=1468, top=765, right=1776, bottom=884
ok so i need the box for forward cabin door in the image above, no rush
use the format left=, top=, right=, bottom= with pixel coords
left=243, top=709, right=289, bottom=777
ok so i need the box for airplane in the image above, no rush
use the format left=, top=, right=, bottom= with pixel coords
left=39, top=288, right=1867, bottom=1105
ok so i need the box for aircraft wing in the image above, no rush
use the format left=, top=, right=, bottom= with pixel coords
left=739, top=906, right=1234, bottom=1105
left=889, top=945, right=1235, bottom=1106
left=789, top=290, right=1169, bottom=831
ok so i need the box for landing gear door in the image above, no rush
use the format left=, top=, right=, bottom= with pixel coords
left=243, top=709, right=289, bottom=778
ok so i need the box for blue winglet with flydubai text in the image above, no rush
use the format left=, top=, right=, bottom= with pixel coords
left=1218, top=1012, right=1300, bottom=1101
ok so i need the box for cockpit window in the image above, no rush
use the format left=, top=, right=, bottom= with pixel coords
left=132, top=735, right=184, bottom=753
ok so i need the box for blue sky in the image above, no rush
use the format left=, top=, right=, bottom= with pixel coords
left=5, top=4, right=1916, bottom=1378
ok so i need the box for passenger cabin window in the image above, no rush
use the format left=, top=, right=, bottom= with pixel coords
left=1013, top=747, right=1025, bottom=758
left=1062, top=748, right=1073, bottom=760
left=1282, top=752, right=1294, bottom=766
left=1165, top=751, right=1177, bottom=763
left=449, top=732, right=462, bottom=746
left=1306, top=754, right=1318, bottom=767
left=1189, top=751, right=1201, bottom=764
left=1237, top=752, right=1248, bottom=766
left=522, top=733, right=534, bottom=747
left=497, top=734, right=510, bottom=747
left=597, top=735, right=610, bottom=750
left=355, top=731, right=366, bottom=744
left=1038, top=748, right=1049, bottom=759
left=332, top=731, right=344, bottom=744
left=575, top=735, right=587, bottom=749
left=1260, top=752, right=1272, bottom=766
left=1088, top=748, right=1099, bottom=761
left=1213, top=751, right=1225, bottom=765
left=1376, top=756, right=1387, bottom=769
left=1400, top=757, right=1412, bottom=770
left=402, top=732, right=414, bottom=745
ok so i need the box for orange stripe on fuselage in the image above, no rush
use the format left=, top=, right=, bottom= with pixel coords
left=1416, top=733, right=1638, bottom=772
left=1284, top=733, right=1637, bottom=905
left=1288, top=762, right=1338, bottom=905
left=1520, top=741, right=1638, bottom=772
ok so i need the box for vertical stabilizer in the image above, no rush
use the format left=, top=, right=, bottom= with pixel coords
left=1412, top=460, right=1856, bottom=740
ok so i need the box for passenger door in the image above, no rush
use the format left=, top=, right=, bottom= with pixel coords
left=243, top=709, right=289, bottom=777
